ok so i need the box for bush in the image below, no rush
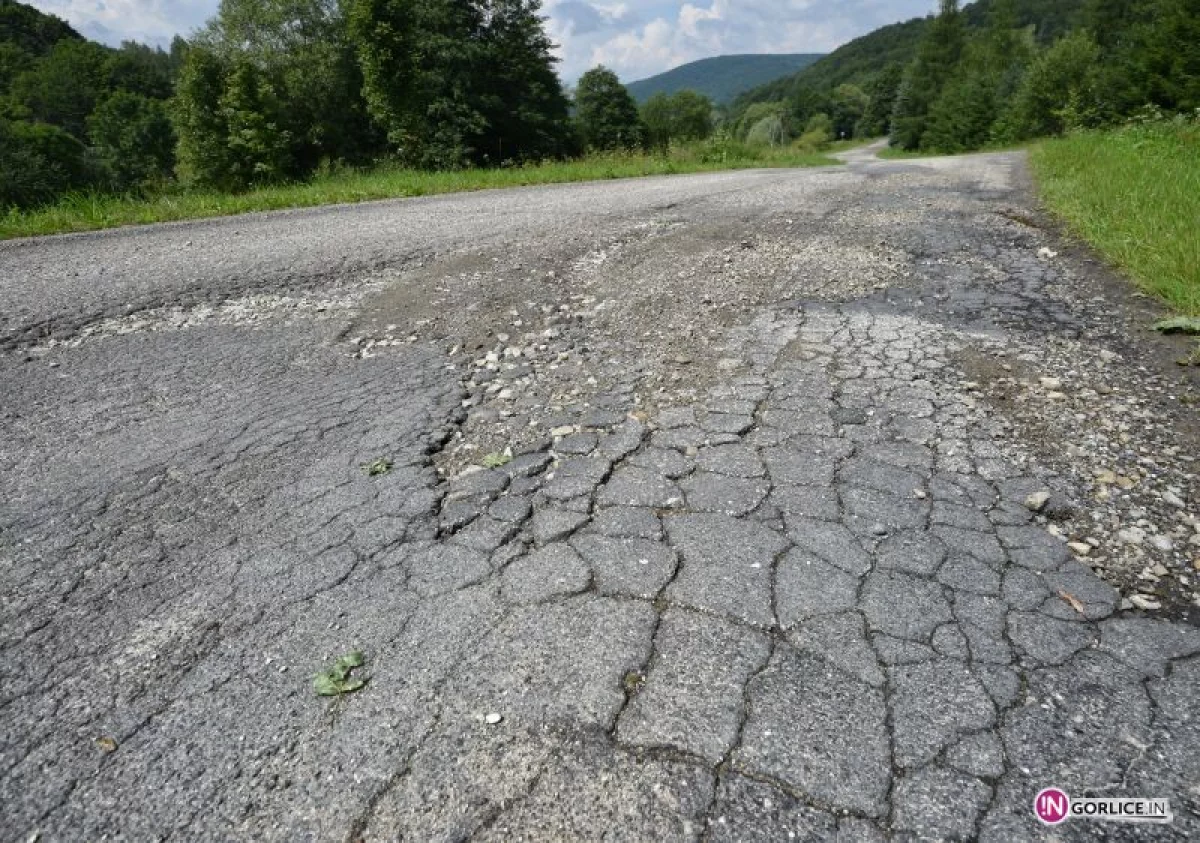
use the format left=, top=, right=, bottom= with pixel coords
left=88, top=91, right=176, bottom=192
left=746, top=114, right=788, bottom=147
left=0, top=118, right=95, bottom=209
left=999, top=31, right=1103, bottom=140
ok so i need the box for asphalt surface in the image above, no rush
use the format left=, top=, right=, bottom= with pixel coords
left=2, top=147, right=1198, bottom=841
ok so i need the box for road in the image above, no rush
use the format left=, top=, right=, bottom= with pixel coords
left=2, top=148, right=1198, bottom=841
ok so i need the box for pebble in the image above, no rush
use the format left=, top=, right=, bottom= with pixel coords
left=1162, top=491, right=1186, bottom=509
left=1150, top=535, right=1174, bottom=553
left=1039, top=377, right=1063, bottom=391
left=1068, top=542, right=1092, bottom=557
left=1118, top=527, right=1146, bottom=546
left=1025, top=491, right=1051, bottom=512
left=1130, top=594, right=1161, bottom=611
left=484, top=712, right=503, bottom=725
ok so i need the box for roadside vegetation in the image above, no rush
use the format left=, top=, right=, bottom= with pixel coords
left=1031, top=114, right=1200, bottom=316
left=0, top=0, right=847, bottom=239
left=0, top=141, right=836, bottom=240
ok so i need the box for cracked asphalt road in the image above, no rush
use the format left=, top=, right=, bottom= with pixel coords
left=3, top=148, right=1199, bottom=841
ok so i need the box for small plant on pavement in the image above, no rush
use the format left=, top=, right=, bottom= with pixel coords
left=364, top=458, right=393, bottom=477
left=313, top=651, right=369, bottom=697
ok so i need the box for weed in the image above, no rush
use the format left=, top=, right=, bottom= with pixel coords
left=365, top=458, right=393, bottom=477
left=480, top=452, right=512, bottom=469
left=313, top=650, right=369, bottom=697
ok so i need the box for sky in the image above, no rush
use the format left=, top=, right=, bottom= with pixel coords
left=26, top=0, right=936, bottom=83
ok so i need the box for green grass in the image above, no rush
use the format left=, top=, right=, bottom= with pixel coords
left=1030, top=118, right=1200, bottom=316
left=0, top=143, right=837, bottom=240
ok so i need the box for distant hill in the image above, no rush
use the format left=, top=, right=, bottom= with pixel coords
left=0, top=0, right=81, bottom=56
left=732, top=0, right=1085, bottom=112
left=626, top=54, right=824, bottom=104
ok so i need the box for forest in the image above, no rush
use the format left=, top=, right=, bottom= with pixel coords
left=727, top=0, right=1199, bottom=153
left=2, top=0, right=701, bottom=211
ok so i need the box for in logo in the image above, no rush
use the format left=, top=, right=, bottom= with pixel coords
left=1035, top=788, right=1070, bottom=826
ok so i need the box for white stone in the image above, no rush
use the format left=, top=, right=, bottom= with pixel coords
left=1162, top=491, right=1186, bottom=509
left=1150, top=536, right=1175, bottom=553
left=1025, top=491, right=1052, bottom=512
left=1119, top=527, right=1147, bottom=546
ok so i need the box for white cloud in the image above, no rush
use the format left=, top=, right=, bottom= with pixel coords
left=25, top=0, right=216, bottom=47
left=548, top=0, right=936, bottom=83
left=26, top=0, right=936, bottom=83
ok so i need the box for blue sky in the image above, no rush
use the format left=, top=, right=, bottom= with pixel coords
left=27, top=0, right=935, bottom=82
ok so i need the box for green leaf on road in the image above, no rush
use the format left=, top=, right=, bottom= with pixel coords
left=1154, top=317, right=1200, bottom=335
left=314, top=650, right=369, bottom=697
left=481, top=452, right=512, bottom=469
left=365, top=458, right=393, bottom=477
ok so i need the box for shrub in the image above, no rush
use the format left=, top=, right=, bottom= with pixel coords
left=0, top=118, right=95, bottom=209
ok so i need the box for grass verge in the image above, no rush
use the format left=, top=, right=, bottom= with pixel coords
left=0, top=144, right=837, bottom=240
left=1030, top=118, right=1199, bottom=316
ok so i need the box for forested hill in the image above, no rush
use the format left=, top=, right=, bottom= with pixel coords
left=733, top=0, right=1085, bottom=112
left=626, top=54, right=823, bottom=104
left=725, top=0, right=1196, bottom=158
left=0, top=0, right=81, bottom=55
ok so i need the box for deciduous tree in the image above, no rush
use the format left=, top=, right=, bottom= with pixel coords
left=573, top=66, right=646, bottom=152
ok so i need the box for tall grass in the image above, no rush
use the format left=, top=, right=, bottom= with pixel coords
left=1030, top=116, right=1200, bottom=315
left=0, top=141, right=836, bottom=240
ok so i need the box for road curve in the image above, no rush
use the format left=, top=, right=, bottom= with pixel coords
left=2, top=151, right=1198, bottom=840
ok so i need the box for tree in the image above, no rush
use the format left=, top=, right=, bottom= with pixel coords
left=856, top=63, right=904, bottom=137
left=1105, top=0, right=1200, bottom=114
left=922, top=70, right=998, bottom=151
left=218, top=56, right=293, bottom=186
left=573, top=66, right=646, bottom=151
left=1000, top=30, right=1103, bottom=139
left=829, top=83, right=869, bottom=139
left=9, top=38, right=109, bottom=139
left=923, top=0, right=1032, bottom=151
left=891, top=0, right=966, bottom=149
left=349, top=0, right=487, bottom=168
left=88, top=91, right=176, bottom=191
left=105, top=41, right=174, bottom=100
left=174, top=46, right=234, bottom=188
left=0, top=117, right=93, bottom=209
left=473, top=0, right=574, bottom=163
left=735, top=100, right=791, bottom=141
left=745, top=113, right=788, bottom=147
left=200, top=0, right=381, bottom=170
left=641, top=90, right=714, bottom=151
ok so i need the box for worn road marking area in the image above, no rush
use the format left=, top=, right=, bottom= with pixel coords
left=2, top=151, right=1197, bottom=840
